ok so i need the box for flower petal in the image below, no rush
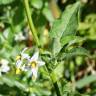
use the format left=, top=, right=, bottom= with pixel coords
left=21, top=48, right=28, bottom=54
left=16, top=60, right=22, bottom=68
left=21, top=48, right=30, bottom=60
left=22, top=53, right=30, bottom=60
left=1, top=66, right=10, bottom=72
left=30, top=52, right=39, bottom=61
left=38, top=61, right=45, bottom=66
left=15, top=32, right=26, bottom=41
left=32, top=68, right=38, bottom=80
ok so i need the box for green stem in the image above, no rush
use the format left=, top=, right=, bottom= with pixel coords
left=23, top=0, right=40, bottom=47
left=54, top=82, right=61, bottom=96
left=45, top=64, right=62, bottom=96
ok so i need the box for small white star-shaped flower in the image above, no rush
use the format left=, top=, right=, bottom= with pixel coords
left=16, top=48, right=30, bottom=74
left=15, top=48, right=45, bottom=81
left=29, top=51, right=45, bottom=81
left=15, top=32, right=26, bottom=41
left=0, top=59, right=10, bottom=76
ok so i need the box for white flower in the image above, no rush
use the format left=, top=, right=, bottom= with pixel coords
left=29, top=51, right=45, bottom=81
left=31, top=93, right=36, bottom=96
left=20, top=48, right=30, bottom=60
left=16, top=49, right=45, bottom=81
left=0, top=59, right=10, bottom=76
left=15, top=32, right=26, bottom=41
left=16, top=48, right=30, bottom=74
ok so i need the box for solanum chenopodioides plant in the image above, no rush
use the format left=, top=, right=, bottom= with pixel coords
left=15, top=1, right=90, bottom=96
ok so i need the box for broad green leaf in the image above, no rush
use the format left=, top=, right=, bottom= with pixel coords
left=30, top=0, right=43, bottom=9
left=60, top=36, right=86, bottom=46
left=0, top=0, right=14, bottom=5
left=62, top=82, right=86, bottom=96
left=50, top=2, right=80, bottom=55
left=50, top=2, right=80, bottom=39
left=0, top=76, right=27, bottom=91
left=52, top=38, right=62, bottom=56
left=66, top=47, right=90, bottom=56
left=0, top=76, right=14, bottom=87
left=59, top=47, right=90, bottom=60
left=52, top=36, right=85, bottom=56
left=76, top=75, right=96, bottom=89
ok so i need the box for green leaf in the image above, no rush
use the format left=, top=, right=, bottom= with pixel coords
left=50, top=2, right=80, bottom=55
left=60, top=47, right=90, bottom=60
left=0, top=0, right=14, bottom=5
left=30, top=0, right=43, bottom=9
left=0, top=76, right=27, bottom=91
left=52, top=35, right=85, bottom=56
left=50, top=2, right=80, bottom=39
left=60, top=36, right=85, bottom=46
left=52, top=38, right=62, bottom=56
left=76, top=75, right=96, bottom=89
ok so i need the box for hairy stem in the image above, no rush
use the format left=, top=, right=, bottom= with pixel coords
left=45, top=64, right=62, bottom=96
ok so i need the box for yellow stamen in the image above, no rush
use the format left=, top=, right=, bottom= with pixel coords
left=31, top=62, right=37, bottom=68
left=16, top=68, right=21, bottom=74
left=16, top=55, right=21, bottom=60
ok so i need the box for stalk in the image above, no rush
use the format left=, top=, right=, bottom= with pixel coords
left=23, top=0, right=61, bottom=95
left=45, top=64, right=62, bottom=96
left=23, top=0, right=40, bottom=47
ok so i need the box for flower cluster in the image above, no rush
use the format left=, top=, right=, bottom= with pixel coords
left=16, top=48, right=45, bottom=81
left=0, top=59, right=10, bottom=76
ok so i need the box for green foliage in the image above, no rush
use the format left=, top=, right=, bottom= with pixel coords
left=30, top=0, right=43, bottom=9
left=50, top=62, right=64, bottom=83
left=0, top=76, right=27, bottom=91
left=50, top=2, right=80, bottom=55
left=0, top=0, right=14, bottom=5
left=0, top=0, right=96, bottom=96
left=76, top=74, right=96, bottom=89
left=59, top=47, right=90, bottom=60
left=50, top=2, right=80, bottom=39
